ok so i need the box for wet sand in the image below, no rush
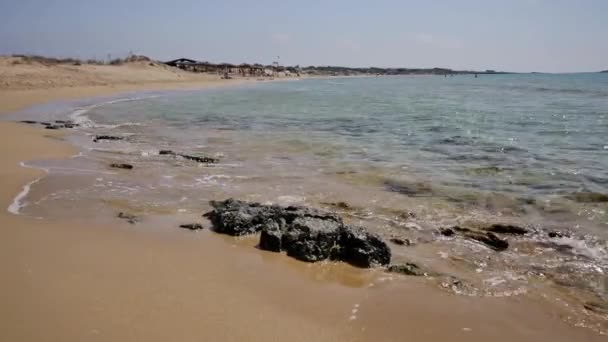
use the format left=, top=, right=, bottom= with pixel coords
left=0, top=65, right=605, bottom=341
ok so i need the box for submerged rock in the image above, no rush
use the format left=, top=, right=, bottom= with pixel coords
left=390, top=238, right=410, bottom=246
left=387, top=263, right=427, bottom=276
left=110, top=163, right=133, bottom=170
left=442, top=226, right=509, bottom=251
left=584, top=301, right=608, bottom=316
left=440, top=228, right=456, bottom=237
left=94, top=135, right=124, bottom=143
left=321, top=201, right=351, bottom=209
left=204, top=199, right=391, bottom=267
left=548, top=230, right=570, bottom=238
left=159, top=150, right=219, bottom=164
left=179, top=223, right=204, bottom=231
left=117, top=212, right=139, bottom=224
left=19, top=120, right=38, bottom=124
left=45, top=125, right=61, bottom=130
left=178, top=153, right=219, bottom=164
left=468, top=231, right=509, bottom=251
left=568, top=191, right=608, bottom=203
left=484, top=223, right=528, bottom=236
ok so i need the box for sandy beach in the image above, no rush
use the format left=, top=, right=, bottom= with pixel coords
left=0, top=56, right=605, bottom=341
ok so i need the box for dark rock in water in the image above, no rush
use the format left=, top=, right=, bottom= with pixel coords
left=390, top=238, right=410, bottom=246
left=446, top=226, right=509, bottom=251
left=568, top=191, right=608, bottom=203
left=179, top=223, right=204, bottom=231
left=179, top=153, right=219, bottom=164
left=54, top=120, right=70, bottom=124
left=384, top=179, right=433, bottom=196
left=117, top=212, right=139, bottom=224
left=484, top=223, right=528, bottom=235
left=110, top=163, right=133, bottom=170
left=19, top=120, right=38, bottom=124
left=335, top=225, right=391, bottom=267
left=387, top=263, right=426, bottom=276
left=259, top=222, right=283, bottom=252
left=548, top=230, right=570, bottom=238
left=63, top=123, right=78, bottom=128
left=204, top=199, right=391, bottom=267
left=321, top=201, right=351, bottom=209
left=39, top=122, right=51, bottom=126
left=45, top=125, right=61, bottom=130
left=465, top=231, right=509, bottom=251
left=584, top=302, right=608, bottom=315
left=159, top=149, right=219, bottom=163
left=94, top=135, right=123, bottom=143
left=440, top=228, right=455, bottom=237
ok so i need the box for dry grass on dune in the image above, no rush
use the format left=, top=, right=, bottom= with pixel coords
left=0, top=55, right=221, bottom=90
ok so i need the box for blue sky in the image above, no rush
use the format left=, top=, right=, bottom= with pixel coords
left=1, top=0, right=607, bottom=72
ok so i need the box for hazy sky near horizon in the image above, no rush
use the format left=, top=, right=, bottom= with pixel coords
left=1, top=0, right=607, bottom=72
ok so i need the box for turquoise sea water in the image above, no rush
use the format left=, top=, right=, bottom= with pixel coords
left=10, top=74, right=608, bottom=325
left=90, top=74, right=608, bottom=198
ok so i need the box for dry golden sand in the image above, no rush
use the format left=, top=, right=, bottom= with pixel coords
left=0, top=57, right=604, bottom=341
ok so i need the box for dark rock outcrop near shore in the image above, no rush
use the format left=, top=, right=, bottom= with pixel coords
left=19, top=120, right=79, bottom=129
left=179, top=223, right=204, bottom=231
left=204, top=199, right=391, bottom=267
left=110, top=163, right=133, bottom=170
left=94, top=135, right=124, bottom=143
left=158, top=149, right=219, bottom=164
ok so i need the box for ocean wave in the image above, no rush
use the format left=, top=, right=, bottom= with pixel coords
left=69, top=95, right=159, bottom=128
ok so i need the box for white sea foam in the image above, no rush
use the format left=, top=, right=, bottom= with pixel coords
left=8, top=177, right=42, bottom=215
left=7, top=161, right=49, bottom=215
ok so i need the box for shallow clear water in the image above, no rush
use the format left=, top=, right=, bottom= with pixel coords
left=8, top=74, right=608, bottom=332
